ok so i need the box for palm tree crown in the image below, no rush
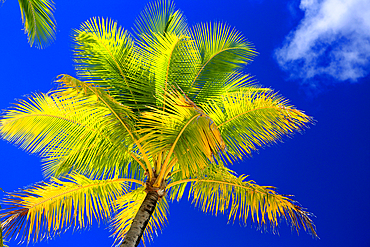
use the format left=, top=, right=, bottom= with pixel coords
left=0, top=1, right=317, bottom=246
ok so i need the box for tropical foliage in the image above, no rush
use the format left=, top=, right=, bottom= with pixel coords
left=2, top=0, right=56, bottom=48
left=0, top=0, right=316, bottom=246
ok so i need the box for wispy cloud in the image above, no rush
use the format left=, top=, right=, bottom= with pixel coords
left=275, top=0, right=370, bottom=85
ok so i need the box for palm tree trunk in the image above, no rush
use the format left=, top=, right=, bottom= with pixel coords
left=120, top=190, right=159, bottom=247
left=0, top=226, right=3, bottom=247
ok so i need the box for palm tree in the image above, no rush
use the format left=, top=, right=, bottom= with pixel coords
left=2, top=0, right=56, bottom=48
left=0, top=1, right=317, bottom=246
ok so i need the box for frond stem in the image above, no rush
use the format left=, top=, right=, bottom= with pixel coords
left=156, top=151, right=163, bottom=175
left=164, top=157, right=178, bottom=179
left=130, top=153, right=147, bottom=172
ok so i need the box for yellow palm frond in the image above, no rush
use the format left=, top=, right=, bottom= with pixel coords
left=0, top=85, right=135, bottom=178
left=18, top=0, right=56, bottom=48
left=167, top=165, right=317, bottom=237
left=201, top=90, right=313, bottom=160
left=0, top=173, right=142, bottom=244
left=111, top=187, right=169, bottom=245
left=56, top=74, right=135, bottom=125
left=56, top=74, right=153, bottom=177
left=138, top=87, right=225, bottom=178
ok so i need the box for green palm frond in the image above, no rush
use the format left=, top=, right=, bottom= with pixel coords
left=188, top=22, right=257, bottom=102
left=138, top=87, right=225, bottom=177
left=133, top=0, right=188, bottom=39
left=0, top=173, right=142, bottom=244
left=73, top=17, right=154, bottom=109
left=193, top=71, right=265, bottom=104
left=138, top=32, right=200, bottom=107
left=134, top=0, right=198, bottom=108
left=168, top=165, right=317, bottom=237
left=18, top=0, right=56, bottom=48
left=0, top=84, right=135, bottom=178
left=201, top=90, right=312, bottom=160
left=111, top=187, right=169, bottom=245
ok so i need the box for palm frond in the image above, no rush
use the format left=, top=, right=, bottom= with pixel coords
left=0, top=173, right=141, bottom=244
left=18, top=0, right=56, bottom=48
left=111, top=187, right=169, bottom=245
left=133, top=0, right=199, bottom=109
left=56, top=74, right=136, bottom=125
left=73, top=17, right=154, bottom=109
left=138, top=87, right=225, bottom=178
left=192, top=71, right=265, bottom=104
left=133, top=0, right=188, bottom=39
left=56, top=74, right=153, bottom=177
left=167, top=166, right=317, bottom=237
left=188, top=22, right=258, bottom=103
left=0, top=86, right=135, bottom=178
left=201, top=90, right=313, bottom=160
left=137, top=32, right=200, bottom=108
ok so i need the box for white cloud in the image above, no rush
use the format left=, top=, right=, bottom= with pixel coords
left=275, top=0, right=370, bottom=84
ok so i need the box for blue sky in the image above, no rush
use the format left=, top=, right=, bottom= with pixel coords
left=0, top=0, right=369, bottom=246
